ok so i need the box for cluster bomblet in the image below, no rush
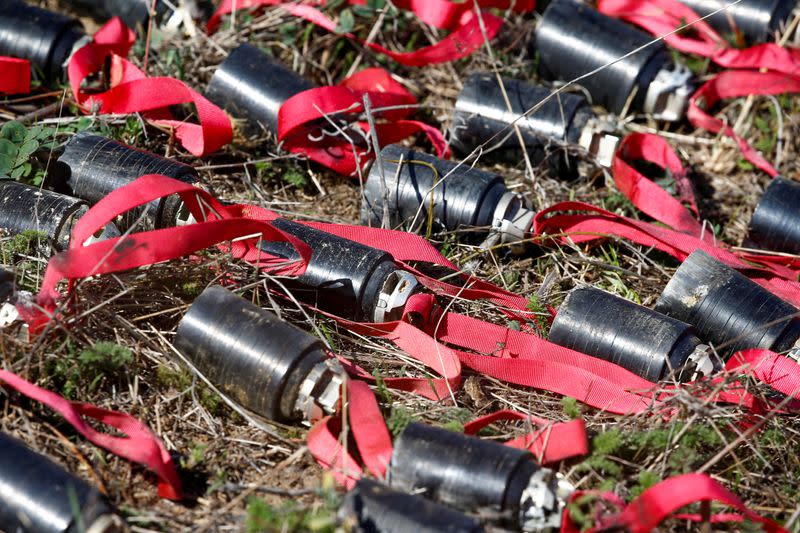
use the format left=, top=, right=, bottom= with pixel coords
left=388, top=422, right=572, bottom=531
left=62, top=0, right=214, bottom=33
left=174, top=285, right=345, bottom=423
left=206, top=43, right=317, bottom=137
left=450, top=73, right=620, bottom=175
left=340, top=479, right=484, bottom=533
left=532, top=0, right=694, bottom=121
left=678, top=0, right=797, bottom=44
left=363, top=145, right=536, bottom=253
left=548, top=286, right=719, bottom=382
left=0, top=181, right=119, bottom=251
left=53, top=133, right=199, bottom=232
left=0, top=0, right=89, bottom=83
left=0, top=432, right=123, bottom=533
left=259, top=219, right=420, bottom=322
left=746, top=176, right=800, bottom=255
left=656, top=250, right=800, bottom=360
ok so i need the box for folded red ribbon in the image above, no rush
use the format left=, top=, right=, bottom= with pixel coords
left=278, top=67, right=449, bottom=175
left=0, top=57, right=31, bottom=94
left=67, top=18, right=232, bottom=156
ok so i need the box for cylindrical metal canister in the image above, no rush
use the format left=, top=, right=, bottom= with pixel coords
left=747, top=176, right=800, bottom=255
left=0, top=182, right=118, bottom=251
left=0, top=432, right=122, bottom=533
left=450, top=73, right=593, bottom=174
left=549, top=286, right=714, bottom=382
left=363, top=145, right=510, bottom=239
left=206, top=43, right=316, bottom=136
left=656, top=250, right=800, bottom=357
left=0, top=0, right=86, bottom=82
left=533, top=0, right=693, bottom=120
left=174, top=285, right=343, bottom=422
left=260, top=219, right=418, bottom=322
left=54, top=133, right=198, bottom=231
left=678, top=0, right=796, bottom=43
left=340, top=478, right=485, bottom=533
left=389, top=422, right=567, bottom=531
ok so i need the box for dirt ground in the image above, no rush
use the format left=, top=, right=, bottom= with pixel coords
left=2, top=1, right=800, bottom=532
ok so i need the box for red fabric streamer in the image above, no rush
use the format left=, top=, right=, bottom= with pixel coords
left=278, top=67, right=448, bottom=175
left=0, top=369, right=182, bottom=499
left=207, top=0, right=534, bottom=67
left=688, top=70, right=800, bottom=177
left=67, top=18, right=232, bottom=156
left=0, top=57, right=30, bottom=94
left=562, top=473, right=788, bottom=533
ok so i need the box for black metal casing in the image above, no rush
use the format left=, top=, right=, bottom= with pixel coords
left=260, top=219, right=399, bottom=321
left=0, top=432, right=115, bottom=533
left=533, top=0, right=669, bottom=115
left=341, top=479, right=485, bottom=533
left=363, top=145, right=509, bottom=241
left=54, top=133, right=198, bottom=231
left=450, top=73, right=592, bottom=175
left=389, top=422, right=538, bottom=528
left=206, top=43, right=316, bottom=136
left=656, top=250, right=800, bottom=357
left=0, top=0, right=85, bottom=82
left=174, top=285, right=329, bottom=422
left=0, top=181, right=88, bottom=250
left=679, top=0, right=796, bottom=43
left=748, top=176, right=800, bottom=255
left=549, top=286, right=706, bottom=381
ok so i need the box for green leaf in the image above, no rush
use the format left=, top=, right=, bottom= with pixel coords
left=335, top=8, right=355, bottom=34
left=9, top=165, right=24, bottom=179
left=0, top=122, right=26, bottom=143
left=0, top=155, right=12, bottom=175
left=17, top=139, right=39, bottom=158
left=0, top=139, right=18, bottom=158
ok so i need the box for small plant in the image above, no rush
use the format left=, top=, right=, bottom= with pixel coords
left=0, top=121, right=55, bottom=183
left=48, top=341, right=134, bottom=399
left=244, top=494, right=339, bottom=532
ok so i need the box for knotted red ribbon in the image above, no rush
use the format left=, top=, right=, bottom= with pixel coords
left=278, top=68, right=449, bottom=175
left=0, top=57, right=30, bottom=94
left=67, top=18, right=232, bottom=156
left=0, top=369, right=182, bottom=499
left=208, top=0, right=535, bottom=67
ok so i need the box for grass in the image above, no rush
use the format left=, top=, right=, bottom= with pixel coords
left=0, top=1, right=798, bottom=531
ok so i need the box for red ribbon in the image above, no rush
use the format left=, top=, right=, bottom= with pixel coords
left=278, top=68, right=449, bottom=175
left=0, top=369, right=182, bottom=499
left=67, top=18, right=232, bottom=157
left=563, top=473, right=788, bottom=533
left=0, top=57, right=30, bottom=94
left=208, top=0, right=535, bottom=67
left=597, top=0, right=800, bottom=175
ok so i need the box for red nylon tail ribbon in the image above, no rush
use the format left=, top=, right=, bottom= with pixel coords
left=208, top=0, right=535, bottom=67
left=67, top=18, right=232, bottom=156
left=0, top=57, right=30, bottom=94
left=562, top=473, right=788, bottom=533
left=0, top=369, right=182, bottom=499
